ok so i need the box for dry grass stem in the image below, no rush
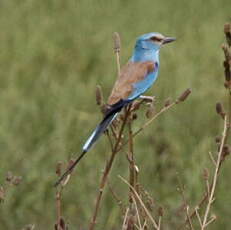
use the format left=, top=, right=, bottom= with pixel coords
left=208, top=152, right=216, bottom=166
left=122, top=208, right=130, bottom=230
left=195, top=207, right=203, bottom=228
left=119, top=175, right=159, bottom=230
left=132, top=196, right=142, bottom=230
left=201, top=116, right=228, bottom=229
left=186, top=206, right=194, bottom=230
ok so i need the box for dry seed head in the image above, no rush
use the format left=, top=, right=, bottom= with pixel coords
left=176, top=88, right=192, bottom=103
left=68, top=159, right=75, bottom=168
left=164, top=98, right=172, bottom=107
left=224, top=81, right=231, bottom=89
left=146, top=103, right=155, bottom=118
left=112, top=118, right=120, bottom=127
left=12, top=176, right=22, bottom=186
left=119, top=114, right=124, bottom=121
left=23, top=224, right=35, bottom=230
left=223, top=62, right=231, bottom=82
left=95, top=85, right=104, bottom=106
left=215, top=136, right=221, bottom=144
left=158, top=207, right=164, bottom=217
left=224, top=23, right=231, bottom=34
left=131, top=100, right=141, bottom=111
left=113, top=32, right=121, bottom=53
left=216, top=102, right=226, bottom=118
left=100, top=104, right=109, bottom=115
left=221, top=144, right=230, bottom=161
left=222, top=44, right=231, bottom=61
left=6, top=171, right=13, bottom=182
left=224, top=23, right=231, bottom=46
left=132, top=113, right=137, bottom=120
left=56, top=161, right=62, bottom=176
left=223, top=144, right=230, bottom=154
left=203, top=168, right=209, bottom=180
left=60, top=217, right=67, bottom=230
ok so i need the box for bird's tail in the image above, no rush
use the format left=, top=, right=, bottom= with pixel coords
left=54, top=99, right=130, bottom=186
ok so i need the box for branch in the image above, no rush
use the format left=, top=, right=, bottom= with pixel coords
left=201, top=116, right=228, bottom=229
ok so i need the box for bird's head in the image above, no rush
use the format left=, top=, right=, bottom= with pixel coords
left=135, top=32, right=176, bottom=51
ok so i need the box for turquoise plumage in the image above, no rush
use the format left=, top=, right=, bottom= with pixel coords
left=55, top=32, right=175, bottom=186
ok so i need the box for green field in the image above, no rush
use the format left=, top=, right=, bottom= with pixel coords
left=0, top=0, right=230, bottom=229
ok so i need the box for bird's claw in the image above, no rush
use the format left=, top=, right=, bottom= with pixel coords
left=139, top=95, right=155, bottom=103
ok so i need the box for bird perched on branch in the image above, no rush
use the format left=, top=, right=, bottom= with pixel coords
left=55, top=32, right=175, bottom=186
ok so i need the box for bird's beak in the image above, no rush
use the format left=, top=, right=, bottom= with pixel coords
left=162, top=37, right=176, bottom=44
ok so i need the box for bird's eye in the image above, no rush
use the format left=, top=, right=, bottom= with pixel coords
left=150, top=36, right=163, bottom=42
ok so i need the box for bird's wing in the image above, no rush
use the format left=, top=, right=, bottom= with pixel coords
left=107, top=61, right=156, bottom=105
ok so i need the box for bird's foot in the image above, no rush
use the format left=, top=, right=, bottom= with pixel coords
left=139, top=95, right=155, bottom=103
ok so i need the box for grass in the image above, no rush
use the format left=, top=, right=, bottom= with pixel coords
left=0, top=0, right=230, bottom=229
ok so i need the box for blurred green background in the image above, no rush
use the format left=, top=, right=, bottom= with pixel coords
left=0, top=0, right=230, bottom=229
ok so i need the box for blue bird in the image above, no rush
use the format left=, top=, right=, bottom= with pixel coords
left=55, top=32, right=175, bottom=186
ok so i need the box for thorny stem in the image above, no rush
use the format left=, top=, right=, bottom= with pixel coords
left=89, top=108, right=131, bottom=230
left=201, top=116, right=228, bottom=229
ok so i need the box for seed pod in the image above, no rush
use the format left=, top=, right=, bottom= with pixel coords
left=158, top=207, right=164, bottom=217
left=224, top=23, right=231, bottom=46
left=223, top=60, right=231, bottom=82
left=12, top=176, right=22, bottom=186
left=112, top=117, right=120, bottom=127
left=216, top=102, right=226, bottom=118
left=56, top=161, right=62, bottom=176
left=23, top=224, right=35, bottom=230
left=119, top=114, right=124, bottom=121
left=113, top=32, right=121, bottom=53
left=224, top=81, right=230, bottom=89
left=146, top=103, right=155, bottom=118
left=223, top=144, right=230, bottom=154
left=164, top=98, right=172, bottom=107
left=203, top=168, right=209, bottom=180
left=215, top=136, right=221, bottom=144
left=219, top=144, right=230, bottom=162
left=222, top=44, right=231, bottom=62
left=100, top=104, right=108, bottom=115
left=60, top=217, right=67, bottom=230
left=131, top=100, right=141, bottom=111
left=95, top=85, right=103, bottom=106
left=176, top=88, right=191, bottom=103
left=6, top=171, right=13, bottom=182
left=132, top=113, right=137, bottom=120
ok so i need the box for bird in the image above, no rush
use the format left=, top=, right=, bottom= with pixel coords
left=55, top=32, right=175, bottom=186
